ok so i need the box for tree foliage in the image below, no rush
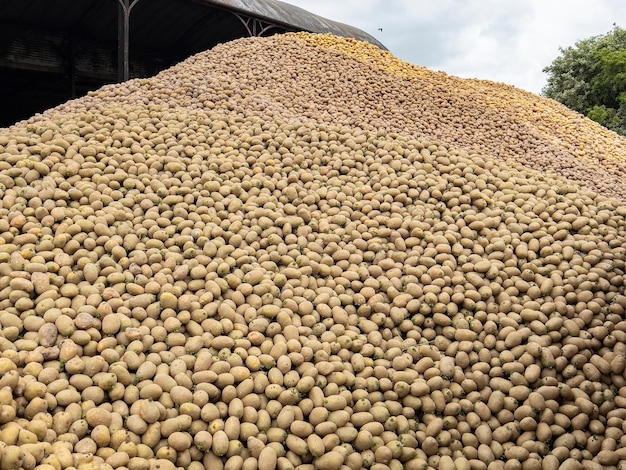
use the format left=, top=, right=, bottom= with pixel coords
left=543, top=25, right=626, bottom=136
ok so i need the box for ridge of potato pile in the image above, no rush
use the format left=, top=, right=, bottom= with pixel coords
left=0, top=32, right=624, bottom=470
left=20, top=32, right=626, bottom=201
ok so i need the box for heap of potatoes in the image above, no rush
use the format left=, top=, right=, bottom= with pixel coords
left=30, top=33, right=626, bottom=202
left=0, top=32, right=625, bottom=470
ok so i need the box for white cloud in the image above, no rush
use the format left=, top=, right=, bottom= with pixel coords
left=283, top=0, right=626, bottom=94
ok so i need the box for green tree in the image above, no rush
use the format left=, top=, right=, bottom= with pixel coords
left=543, top=25, right=626, bottom=136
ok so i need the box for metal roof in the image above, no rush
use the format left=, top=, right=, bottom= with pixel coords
left=0, top=0, right=384, bottom=45
left=0, top=0, right=385, bottom=126
left=204, top=0, right=386, bottom=48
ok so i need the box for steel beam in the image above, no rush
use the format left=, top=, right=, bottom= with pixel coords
left=117, top=0, right=141, bottom=82
left=231, top=12, right=281, bottom=37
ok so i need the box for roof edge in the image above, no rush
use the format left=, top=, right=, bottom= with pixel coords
left=199, top=0, right=387, bottom=50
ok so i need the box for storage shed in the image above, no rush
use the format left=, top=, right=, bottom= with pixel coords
left=0, top=0, right=385, bottom=126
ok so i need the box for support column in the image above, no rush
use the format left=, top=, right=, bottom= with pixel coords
left=117, top=0, right=141, bottom=82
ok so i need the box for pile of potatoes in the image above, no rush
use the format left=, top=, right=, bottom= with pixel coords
left=0, top=32, right=625, bottom=470
left=30, top=33, right=626, bottom=202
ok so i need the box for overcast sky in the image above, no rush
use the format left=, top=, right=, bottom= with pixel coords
left=283, top=0, right=626, bottom=95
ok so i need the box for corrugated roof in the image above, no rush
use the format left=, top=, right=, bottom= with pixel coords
left=204, top=0, right=386, bottom=49
left=0, top=0, right=384, bottom=52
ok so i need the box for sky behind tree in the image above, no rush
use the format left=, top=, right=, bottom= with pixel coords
left=284, top=0, right=626, bottom=94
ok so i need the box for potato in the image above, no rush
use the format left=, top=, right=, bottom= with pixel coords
left=257, top=447, right=277, bottom=470
left=314, top=450, right=344, bottom=470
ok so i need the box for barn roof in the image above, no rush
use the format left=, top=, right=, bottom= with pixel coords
left=195, top=0, right=385, bottom=48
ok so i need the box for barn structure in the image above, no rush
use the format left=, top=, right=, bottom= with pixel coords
left=0, top=0, right=385, bottom=127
